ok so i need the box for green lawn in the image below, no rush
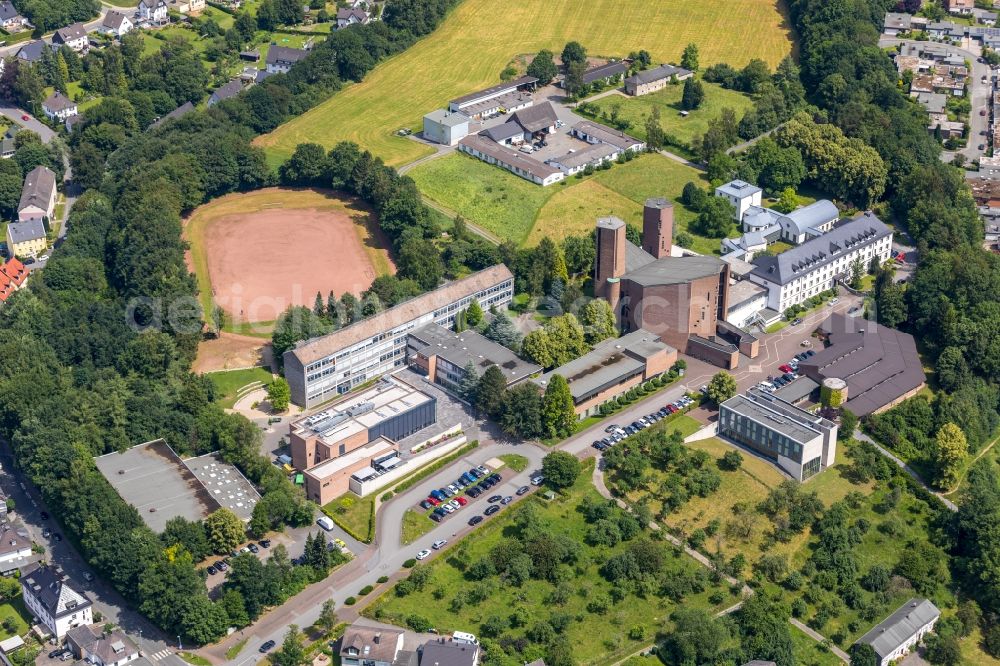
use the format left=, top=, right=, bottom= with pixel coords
left=411, top=152, right=719, bottom=251
left=400, top=508, right=433, bottom=545
left=579, top=80, right=755, bottom=149
left=367, top=459, right=736, bottom=665
left=178, top=653, right=211, bottom=666
left=226, top=639, right=249, bottom=661
left=498, top=454, right=529, bottom=472
left=0, top=598, right=30, bottom=640
left=206, top=366, right=274, bottom=408
left=323, top=493, right=376, bottom=543
left=789, top=624, right=844, bottom=666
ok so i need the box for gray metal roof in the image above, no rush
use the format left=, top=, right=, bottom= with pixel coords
left=509, top=101, right=558, bottom=133
left=782, top=199, right=840, bottom=236
left=449, top=75, right=537, bottom=107
left=883, top=12, right=911, bottom=29
left=626, top=64, right=691, bottom=85
left=409, top=323, right=540, bottom=384
left=534, top=329, right=672, bottom=401
left=721, top=389, right=831, bottom=451
left=483, top=120, right=525, bottom=142
left=210, top=78, right=244, bottom=103
left=582, top=61, right=628, bottom=84
left=419, top=640, right=478, bottom=666
left=914, top=92, right=947, bottom=114
left=624, top=254, right=726, bottom=287
left=151, top=101, right=194, bottom=129
left=717, top=179, right=762, bottom=199
left=572, top=120, right=643, bottom=151
left=425, top=109, right=470, bottom=128
left=624, top=239, right=656, bottom=273
left=750, top=212, right=891, bottom=286
left=857, top=599, right=940, bottom=660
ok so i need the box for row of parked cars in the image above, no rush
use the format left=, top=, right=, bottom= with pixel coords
left=759, top=350, right=817, bottom=393
left=421, top=466, right=499, bottom=523
left=592, top=395, right=695, bottom=451
left=206, top=539, right=273, bottom=575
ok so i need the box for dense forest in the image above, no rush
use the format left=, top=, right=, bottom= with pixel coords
left=0, top=0, right=464, bottom=644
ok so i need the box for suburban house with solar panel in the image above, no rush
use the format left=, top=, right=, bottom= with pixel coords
left=855, top=599, right=940, bottom=666
left=748, top=212, right=893, bottom=312
left=20, top=564, right=93, bottom=638
left=718, top=387, right=838, bottom=480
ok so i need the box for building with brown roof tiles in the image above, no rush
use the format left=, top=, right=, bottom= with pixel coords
left=285, top=265, right=514, bottom=407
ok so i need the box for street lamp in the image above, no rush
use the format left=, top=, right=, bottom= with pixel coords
left=177, top=636, right=182, bottom=651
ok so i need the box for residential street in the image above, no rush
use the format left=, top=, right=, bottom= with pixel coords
left=879, top=37, right=993, bottom=165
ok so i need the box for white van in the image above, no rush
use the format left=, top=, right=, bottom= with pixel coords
left=316, top=516, right=334, bottom=531
left=452, top=631, right=478, bottom=645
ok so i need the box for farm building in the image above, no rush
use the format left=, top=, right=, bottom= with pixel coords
left=447, top=75, right=537, bottom=119
left=624, top=64, right=692, bottom=96
left=422, top=109, right=470, bottom=146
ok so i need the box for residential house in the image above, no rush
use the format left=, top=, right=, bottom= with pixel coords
left=16, top=40, right=51, bottom=64
left=715, top=180, right=763, bottom=220
left=0, top=523, right=33, bottom=572
left=927, top=20, right=958, bottom=38
left=855, top=599, right=940, bottom=666
left=20, top=564, right=93, bottom=638
left=149, top=101, right=194, bottom=129
left=975, top=7, right=998, bottom=25
left=6, top=220, right=46, bottom=259
left=339, top=625, right=407, bottom=666
left=928, top=116, right=964, bottom=139
left=42, top=91, right=78, bottom=122
left=53, top=23, right=88, bottom=52
left=945, top=0, right=974, bottom=15
left=265, top=45, right=309, bottom=74
left=913, top=91, right=947, bottom=114
left=0, top=1, right=27, bottom=32
left=101, top=11, right=133, bottom=37
left=336, top=7, right=369, bottom=28
left=883, top=12, right=911, bottom=36
left=65, top=625, right=140, bottom=666
left=17, top=165, right=56, bottom=224
left=168, top=0, right=206, bottom=13
left=894, top=55, right=930, bottom=75
left=910, top=73, right=964, bottom=96
left=624, top=64, right=693, bottom=96
left=747, top=212, right=893, bottom=312
left=0, top=257, right=28, bottom=297
left=208, top=78, right=244, bottom=106
left=137, top=0, right=168, bottom=24
left=419, top=638, right=479, bottom=666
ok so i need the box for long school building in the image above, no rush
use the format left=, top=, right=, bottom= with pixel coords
left=284, top=265, right=515, bottom=407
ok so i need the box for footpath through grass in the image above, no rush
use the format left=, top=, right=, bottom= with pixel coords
left=368, top=459, right=737, bottom=665
left=257, top=0, right=794, bottom=166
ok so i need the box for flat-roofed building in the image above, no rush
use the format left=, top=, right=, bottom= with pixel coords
left=718, top=388, right=837, bottom=480
left=534, top=329, right=676, bottom=417
left=304, top=437, right=397, bottom=504
left=407, top=323, right=540, bottom=392
left=855, top=599, right=940, bottom=666
left=715, top=180, right=762, bottom=220
left=423, top=109, right=470, bottom=146
left=447, top=75, right=537, bottom=118
left=725, top=280, right=768, bottom=329
left=284, top=265, right=514, bottom=407
left=289, top=374, right=436, bottom=473
left=799, top=314, right=926, bottom=416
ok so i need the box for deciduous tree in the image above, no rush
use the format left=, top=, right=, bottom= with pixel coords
left=205, top=508, right=246, bottom=554
left=541, top=374, right=575, bottom=439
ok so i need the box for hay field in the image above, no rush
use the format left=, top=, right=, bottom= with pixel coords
left=256, top=0, right=794, bottom=166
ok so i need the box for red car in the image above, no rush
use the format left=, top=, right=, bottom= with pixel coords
left=455, top=496, right=468, bottom=507
left=666, top=404, right=678, bottom=414
left=426, top=496, right=440, bottom=506
left=779, top=364, right=794, bottom=374
left=20, top=114, right=29, bottom=121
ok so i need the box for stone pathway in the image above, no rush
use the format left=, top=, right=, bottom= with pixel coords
left=853, top=429, right=957, bottom=512
left=789, top=618, right=851, bottom=663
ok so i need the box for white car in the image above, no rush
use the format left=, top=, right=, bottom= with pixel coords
left=432, top=539, right=447, bottom=550
left=442, top=503, right=456, bottom=514
left=448, top=500, right=461, bottom=510
left=416, top=549, right=431, bottom=560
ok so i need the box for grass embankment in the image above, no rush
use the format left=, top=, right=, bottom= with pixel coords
left=369, top=459, right=737, bottom=665
left=226, top=639, right=249, bottom=661
left=257, top=0, right=794, bottom=166
left=206, top=366, right=274, bottom=408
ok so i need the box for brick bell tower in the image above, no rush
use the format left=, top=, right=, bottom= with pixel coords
left=595, top=217, right=626, bottom=313
left=642, top=197, right=674, bottom=259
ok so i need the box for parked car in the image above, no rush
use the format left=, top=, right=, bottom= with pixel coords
left=530, top=474, right=544, bottom=486
left=516, top=485, right=530, bottom=496
left=500, top=496, right=513, bottom=505
left=592, top=441, right=605, bottom=450
left=488, top=473, right=502, bottom=483
left=792, top=317, right=803, bottom=325
left=416, top=549, right=431, bottom=560
left=432, top=539, right=448, bottom=550
left=206, top=565, right=217, bottom=576
left=259, top=641, right=276, bottom=653
left=805, top=350, right=815, bottom=357
left=442, top=504, right=456, bottom=514
left=217, top=561, right=228, bottom=572
left=430, top=513, right=443, bottom=523
left=433, top=508, right=446, bottom=518
left=829, top=298, right=839, bottom=306
left=476, top=466, right=489, bottom=476
left=420, top=499, right=434, bottom=510
left=468, top=515, right=484, bottom=526
left=605, top=424, right=620, bottom=433
left=456, top=496, right=468, bottom=507
left=467, top=486, right=483, bottom=498
left=260, top=539, right=271, bottom=548
left=248, top=543, right=259, bottom=554
left=430, top=489, right=446, bottom=501
left=484, top=505, right=500, bottom=516
left=779, top=364, right=793, bottom=373
left=487, top=495, right=502, bottom=503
